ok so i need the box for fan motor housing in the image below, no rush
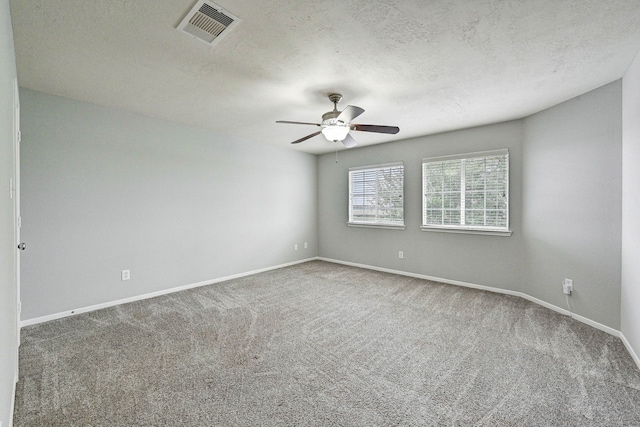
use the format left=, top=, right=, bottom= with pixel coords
left=322, top=110, right=341, bottom=121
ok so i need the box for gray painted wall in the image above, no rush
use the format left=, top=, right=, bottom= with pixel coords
left=318, top=121, right=525, bottom=293
left=522, top=81, right=622, bottom=329
left=20, top=89, right=318, bottom=320
left=0, top=0, right=18, bottom=424
left=318, top=81, right=623, bottom=330
left=622, top=53, right=640, bottom=360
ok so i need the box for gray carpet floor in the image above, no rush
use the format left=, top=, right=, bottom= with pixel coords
left=13, top=260, right=640, bottom=426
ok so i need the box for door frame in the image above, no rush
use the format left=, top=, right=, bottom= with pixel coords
left=13, top=77, right=20, bottom=374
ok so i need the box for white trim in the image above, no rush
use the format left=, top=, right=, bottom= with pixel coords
left=348, top=223, right=406, bottom=230
left=349, top=162, right=405, bottom=227
left=20, top=256, right=632, bottom=362
left=422, top=150, right=510, bottom=232
left=569, top=312, right=620, bottom=337
left=20, top=258, right=316, bottom=327
left=518, top=292, right=570, bottom=316
left=620, top=332, right=640, bottom=371
left=420, top=226, right=512, bottom=236
left=422, top=148, right=509, bottom=163
left=348, top=161, right=403, bottom=172
left=318, top=256, right=523, bottom=295
left=317, top=257, right=620, bottom=337
left=10, top=374, right=16, bottom=427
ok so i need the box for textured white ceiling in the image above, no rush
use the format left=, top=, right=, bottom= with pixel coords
left=9, top=0, right=640, bottom=154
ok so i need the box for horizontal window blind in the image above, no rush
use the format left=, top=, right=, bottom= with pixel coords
left=422, top=150, right=508, bottom=231
left=349, top=162, right=404, bottom=227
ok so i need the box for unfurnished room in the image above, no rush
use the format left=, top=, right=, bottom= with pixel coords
left=2, top=0, right=640, bottom=425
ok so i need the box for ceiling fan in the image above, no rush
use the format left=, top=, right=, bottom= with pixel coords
left=276, top=93, right=400, bottom=148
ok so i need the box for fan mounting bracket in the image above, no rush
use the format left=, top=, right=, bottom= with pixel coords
left=328, top=93, right=343, bottom=104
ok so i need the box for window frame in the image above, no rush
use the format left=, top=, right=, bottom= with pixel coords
left=421, top=149, right=511, bottom=236
left=348, top=162, right=405, bottom=230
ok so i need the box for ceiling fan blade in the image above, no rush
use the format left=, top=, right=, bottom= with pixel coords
left=276, top=120, right=321, bottom=127
left=291, top=131, right=322, bottom=144
left=337, top=105, right=365, bottom=123
left=341, top=133, right=358, bottom=148
left=350, top=124, right=400, bottom=134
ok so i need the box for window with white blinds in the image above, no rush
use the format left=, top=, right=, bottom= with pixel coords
left=422, top=150, right=509, bottom=234
left=349, top=162, right=404, bottom=228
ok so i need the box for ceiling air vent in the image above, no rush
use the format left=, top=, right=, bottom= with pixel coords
left=177, top=0, right=240, bottom=46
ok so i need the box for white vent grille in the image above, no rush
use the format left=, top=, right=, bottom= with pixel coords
left=177, top=0, right=240, bottom=46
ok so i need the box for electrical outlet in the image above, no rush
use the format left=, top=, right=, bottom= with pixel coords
left=294, top=244, right=298, bottom=251
left=398, top=251, right=404, bottom=259
left=121, top=270, right=130, bottom=281
left=563, top=278, right=573, bottom=295
left=304, top=242, right=308, bottom=249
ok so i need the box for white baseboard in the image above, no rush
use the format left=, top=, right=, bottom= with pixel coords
left=620, top=332, right=640, bottom=371
left=9, top=374, right=16, bottom=427
left=317, top=256, right=522, bottom=296
left=515, top=293, right=569, bottom=316
left=317, top=257, right=619, bottom=338
left=20, top=258, right=317, bottom=327
left=20, top=256, right=637, bottom=369
left=569, top=312, right=620, bottom=337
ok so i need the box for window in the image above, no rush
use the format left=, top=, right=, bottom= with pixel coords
left=422, top=150, right=510, bottom=235
left=349, top=162, right=404, bottom=229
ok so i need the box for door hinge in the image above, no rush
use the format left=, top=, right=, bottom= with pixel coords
left=17, top=301, right=21, bottom=314
left=17, top=129, right=21, bottom=143
left=10, top=178, right=14, bottom=199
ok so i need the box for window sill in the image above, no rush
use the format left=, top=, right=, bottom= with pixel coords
left=420, top=226, right=512, bottom=237
left=348, top=223, right=406, bottom=230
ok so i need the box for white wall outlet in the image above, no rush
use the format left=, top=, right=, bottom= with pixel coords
left=563, top=278, right=573, bottom=295
left=304, top=242, right=308, bottom=249
left=121, top=269, right=130, bottom=281
left=294, top=244, right=298, bottom=251
left=398, top=251, right=404, bottom=259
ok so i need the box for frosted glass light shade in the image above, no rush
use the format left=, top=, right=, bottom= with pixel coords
left=321, top=125, right=350, bottom=142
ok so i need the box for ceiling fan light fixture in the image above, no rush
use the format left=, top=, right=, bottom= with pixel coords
left=321, top=124, right=350, bottom=142
left=276, top=93, right=399, bottom=147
